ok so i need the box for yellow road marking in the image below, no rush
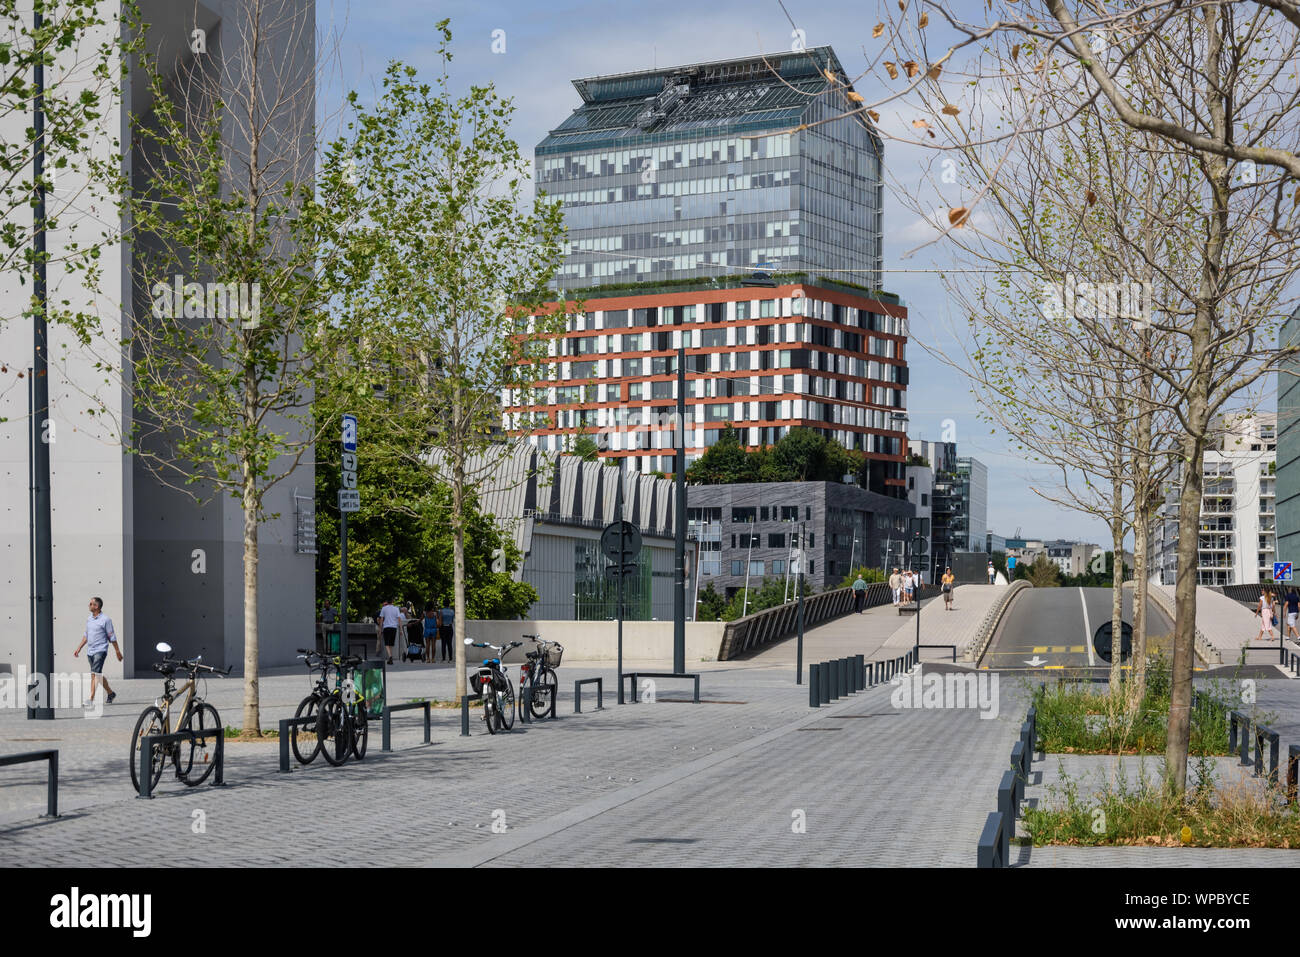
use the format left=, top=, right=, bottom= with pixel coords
left=1032, top=646, right=1047, bottom=653
left=1043, top=665, right=1065, bottom=670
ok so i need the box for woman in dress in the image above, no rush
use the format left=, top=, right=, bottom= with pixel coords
left=1258, top=589, right=1276, bottom=641
left=941, top=567, right=956, bottom=610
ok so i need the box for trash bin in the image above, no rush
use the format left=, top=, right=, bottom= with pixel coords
left=357, top=658, right=386, bottom=718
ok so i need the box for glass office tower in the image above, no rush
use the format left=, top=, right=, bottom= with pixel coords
left=536, top=47, right=883, bottom=291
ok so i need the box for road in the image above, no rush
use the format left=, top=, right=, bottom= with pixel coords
left=979, top=586, right=1174, bottom=673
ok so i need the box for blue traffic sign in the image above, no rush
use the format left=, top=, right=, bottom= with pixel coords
left=341, top=414, right=357, bottom=452
left=1275, top=561, right=1292, bottom=582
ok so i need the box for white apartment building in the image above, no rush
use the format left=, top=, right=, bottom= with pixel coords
left=1151, top=414, right=1277, bottom=586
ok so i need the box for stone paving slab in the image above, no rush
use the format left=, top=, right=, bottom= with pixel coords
left=0, top=660, right=1026, bottom=867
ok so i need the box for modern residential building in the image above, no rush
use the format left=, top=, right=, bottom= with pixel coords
left=905, top=459, right=933, bottom=567
left=1278, top=307, right=1300, bottom=569
left=951, top=457, right=989, bottom=553
left=536, top=47, right=883, bottom=290
left=0, top=1, right=315, bottom=679
left=506, top=278, right=911, bottom=495
left=686, top=480, right=914, bottom=598
left=466, top=447, right=691, bottom=621
left=909, top=439, right=959, bottom=574
left=1043, top=540, right=1103, bottom=577
left=1151, top=413, right=1277, bottom=585
left=986, top=531, right=1007, bottom=553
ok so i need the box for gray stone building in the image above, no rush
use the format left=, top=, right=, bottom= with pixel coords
left=686, top=481, right=914, bottom=599
left=463, top=447, right=692, bottom=621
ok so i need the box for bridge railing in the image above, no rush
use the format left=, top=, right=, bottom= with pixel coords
left=717, top=581, right=937, bottom=660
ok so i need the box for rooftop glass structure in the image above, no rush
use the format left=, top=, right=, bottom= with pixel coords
left=537, top=47, right=883, bottom=291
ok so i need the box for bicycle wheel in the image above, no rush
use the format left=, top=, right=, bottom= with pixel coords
left=316, top=694, right=350, bottom=765
left=497, top=680, right=515, bottom=731
left=350, top=701, right=368, bottom=760
left=130, top=705, right=167, bottom=794
left=178, top=702, right=221, bottom=787
left=530, top=668, right=557, bottom=719
left=291, top=694, right=322, bottom=765
left=483, top=688, right=497, bottom=735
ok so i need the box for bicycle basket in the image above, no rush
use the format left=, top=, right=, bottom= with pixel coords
left=542, top=642, right=563, bottom=669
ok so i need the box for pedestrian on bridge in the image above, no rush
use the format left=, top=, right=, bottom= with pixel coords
left=942, top=567, right=955, bottom=610
left=852, top=574, right=868, bottom=613
left=1286, top=589, right=1300, bottom=643
left=889, top=567, right=902, bottom=606
left=1256, top=589, right=1277, bottom=642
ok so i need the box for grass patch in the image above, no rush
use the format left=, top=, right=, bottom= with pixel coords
left=223, top=726, right=279, bottom=740
left=1022, top=759, right=1300, bottom=848
left=1030, top=651, right=1237, bottom=755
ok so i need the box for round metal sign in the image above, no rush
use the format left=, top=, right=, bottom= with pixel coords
left=1092, top=621, right=1133, bottom=663
left=600, top=521, right=642, bottom=564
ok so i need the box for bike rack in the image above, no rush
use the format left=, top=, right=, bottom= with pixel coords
left=278, top=714, right=321, bottom=773
left=574, top=677, right=603, bottom=713
left=381, top=701, right=432, bottom=751
left=137, top=728, right=225, bottom=799
left=0, top=749, right=58, bottom=818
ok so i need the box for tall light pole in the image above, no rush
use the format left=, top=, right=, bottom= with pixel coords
left=29, top=4, right=53, bottom=720
left=673, top=339, right=686, bottom=674
left=742, top=516, right=755, bottom=616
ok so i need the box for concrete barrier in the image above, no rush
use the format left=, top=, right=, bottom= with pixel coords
left=464, top=620, right=726, bottom=663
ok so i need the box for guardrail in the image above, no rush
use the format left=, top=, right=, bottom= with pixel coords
left=0, top=749, right=58, bottom=818
left=965, top=580, right=1031, bottom=663
left=977, top=705, right=1036, bottom=868
left=718, top=582, right=938, bottom=660
left=1145, top=584, right=1221, bottom=665
left=1255, top=722, right=1280, bottom=784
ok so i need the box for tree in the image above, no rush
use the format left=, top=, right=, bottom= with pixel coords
left=695, top=583, right=727, bottom=622
left=112, top=4, right=370, bottom=733
left=567, top=434, right=601, bottom=461
left=686, top=425, right=757, bottom=484
left=313, top=441, right=536, bottom=622
left=336, top=26, right=568, bottom=703
left=839, top=566, right=886, bottom=587
left=1024, top=554, right=1061, bottom=589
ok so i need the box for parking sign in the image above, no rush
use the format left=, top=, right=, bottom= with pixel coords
left=1275, top=561, right=1292, bottom=582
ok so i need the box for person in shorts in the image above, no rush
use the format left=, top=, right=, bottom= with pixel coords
left=377, top=598, right=404, bottom=664
left=1286, top=588, right=1300, bottom=642
left=942, top=567, right=956, bottom=611
left=72, top=596, right=122, bottom=705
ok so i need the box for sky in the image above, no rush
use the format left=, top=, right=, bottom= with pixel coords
left=315, top=0, right=1140, bottom=547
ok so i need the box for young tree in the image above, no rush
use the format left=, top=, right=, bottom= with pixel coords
left=336, top=25, right=567, bottom=702
left=112, top=3, right=373, bottom=732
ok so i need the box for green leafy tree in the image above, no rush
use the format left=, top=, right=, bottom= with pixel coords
left=116, top=6, right=371, bottom=733
left=721, top=576, right=809, bottom=620
left=567, top=435, right=600, bottom=461
left=687, top=425, right=759, bottom=484
left=1025, top=554, right=1061, bottom=589
left=839, top=566, right=886, bottom=587
left=334, top=25, right=568, bottom=702
left=694, top=582, right=728, bottom=622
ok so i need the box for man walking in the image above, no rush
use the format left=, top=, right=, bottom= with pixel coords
left=889, top=567, right=903, bottom=606
left=851, top=573, right=868, bottom=613
left=1286, top=588, right=1300, bottom=643
left=987, top=560, right=996, bottom=585
left=377, top=598, right=403, bottom=665
left=72, top=596, right=122, bottom=706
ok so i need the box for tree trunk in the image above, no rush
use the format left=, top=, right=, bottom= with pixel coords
left=241, top=455, right=260, bottom=734
left=1109, top=476, right=1124, bottom=691
left=452, top=382, right=467, bottom=703
left=1130, top=514, right=1149, bottom=711
left=1130, top=323, right=1155, bottom=710
left=1166, top=424, right=1206, bottom=792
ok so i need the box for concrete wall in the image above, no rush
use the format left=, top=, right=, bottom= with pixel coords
left=465, top=619, right=726, bottom=662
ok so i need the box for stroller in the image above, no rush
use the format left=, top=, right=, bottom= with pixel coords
left=402, top=615, right=426, bottom=662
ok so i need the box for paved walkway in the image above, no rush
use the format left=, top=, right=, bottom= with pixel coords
left=1149, top=584, right=1279, bottom=664
left=0, top=659, right=1026, bottom=866
left=877, top=583, right=1006, bottom=660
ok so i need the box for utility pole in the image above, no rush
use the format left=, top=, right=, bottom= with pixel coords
left=796, top=519, right=806, bottom=684
left=616, top=457, right=625, bottom=704
left=30, top=4, right=53, bottom=720
left=673, top=340, right=686, bottom=674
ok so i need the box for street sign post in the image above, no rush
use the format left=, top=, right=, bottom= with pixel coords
left=1274, top=561, right=1292, bottom=583
left=340, top=414, right=358, bottom=656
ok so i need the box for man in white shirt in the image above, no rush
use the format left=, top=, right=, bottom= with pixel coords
left=888, top=567, right=903, bottom=605
left=377, top=598, right=404, bottom=664
left=73, top=596, right=123, bottom=705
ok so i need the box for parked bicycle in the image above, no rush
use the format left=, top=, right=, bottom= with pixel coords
left=315, top=654, right=369, bottom=765
left=290, top=649, right=333, bottom=765
left=130, top=642, right=231, bottom=794
left=466, top=639, right=520, bottom=734
left=519, top=634, right=563, bottom=720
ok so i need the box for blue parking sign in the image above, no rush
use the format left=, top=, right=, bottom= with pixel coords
left=1274, top=561, right=1292, bottom=582
left=341, top=414, right=357, bottom=453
